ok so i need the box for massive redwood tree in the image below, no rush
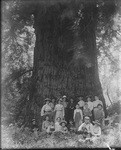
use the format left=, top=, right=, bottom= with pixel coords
left=3, top=0, right=119, bottom=126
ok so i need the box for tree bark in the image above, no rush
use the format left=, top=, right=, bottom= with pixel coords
left=107, top=87, right=113, bottom=105
left=24, top=2, right=108, bottom=126
left=79, top=2, right=108, bottom=117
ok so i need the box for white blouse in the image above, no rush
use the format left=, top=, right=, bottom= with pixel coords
left=78, top=122, right=93, bottom=134
left=87, top=101, right=94, bottom=111
left=93, top=100, right=103, bottom=108
left=54, top=104, right=64, bottom=111
left=41, top=104, right=52, bottom=116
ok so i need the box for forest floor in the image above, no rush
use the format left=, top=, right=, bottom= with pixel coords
left=1, top=120, right=121, bottom=149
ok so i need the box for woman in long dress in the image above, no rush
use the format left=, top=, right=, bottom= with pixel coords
left=73, top=104, right=83, bottom=131
left=54, top=99, right=64, bottom=121
left=41, top=98, right=52, bottom=120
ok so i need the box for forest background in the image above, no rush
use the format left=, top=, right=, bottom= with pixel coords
left=1, top=0, right=121, bottom=148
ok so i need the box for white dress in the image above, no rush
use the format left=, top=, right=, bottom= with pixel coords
left=54, top=104, right=64, bottom=121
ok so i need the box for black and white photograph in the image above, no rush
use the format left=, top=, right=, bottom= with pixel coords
left=1, top=0, right=121, bottom=149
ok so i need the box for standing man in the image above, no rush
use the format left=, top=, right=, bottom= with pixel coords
left=86, top=96, right=93, bottom=122
left=68, top=98, right=75, bottom=122
left=62, top=95, right=69, bottom=124
left=49, top=98, right=56, bottom=121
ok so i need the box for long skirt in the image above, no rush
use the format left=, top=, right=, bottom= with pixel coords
left=64, top=108, right=69, bottom=124
left=75, top=112, right=82, bottom=130
left=68, top=109, right=74, bottom=122
left=55, top=110, right=64, bottom=122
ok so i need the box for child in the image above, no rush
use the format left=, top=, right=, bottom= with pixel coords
left=31, top=119, right=39, bottom=131
left=55, top=117, right=62, bottom=132
left=42, top=115, right=50, bottom=132
left=91, top=120, right=101, bottom=142
left=83, top=103, right=92, bottom=121
left=93, top=104, right=105, bottom=128
left=68, top=120, right=76, bottom=133
left=47, top=121, right=55, bottom=134
left=60, top=120, right=68, bottom=133
left=92, top=120, right=101, bottom=136
left=73, top=104, right=83, bottom=131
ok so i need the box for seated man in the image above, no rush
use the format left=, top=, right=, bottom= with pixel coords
left=78, top=116, right=93, bottom=140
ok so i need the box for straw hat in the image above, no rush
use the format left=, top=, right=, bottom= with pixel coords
left=84, top=116, right=90, bottom=120
left=60, top=120, right=67, bottom=125
left=93, top=120, right=101, bottom=126
left=63, top=95, right=67, bottom=98
left=45, top=98, right=51, bottom=101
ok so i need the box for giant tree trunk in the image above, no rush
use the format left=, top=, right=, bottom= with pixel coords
left=79, top=2, right=107, bottom=117
left=25, top=2, right=107, bottom=126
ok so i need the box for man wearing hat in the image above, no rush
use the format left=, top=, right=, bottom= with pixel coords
left=41, top=98, right=52, bottom=120
left=62, top=95, right=68, bottom=108
left=62, top=95, right=69, bottom=124
left=78, top=116, right=93, bottom=136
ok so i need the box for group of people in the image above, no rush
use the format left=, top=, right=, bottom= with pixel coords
left=40, top=95, right=105, bottom=141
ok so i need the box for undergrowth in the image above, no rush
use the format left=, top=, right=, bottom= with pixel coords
left=1, top=121, right=121, bottom=148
